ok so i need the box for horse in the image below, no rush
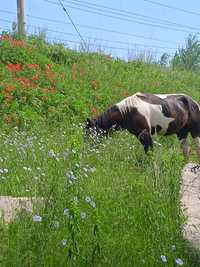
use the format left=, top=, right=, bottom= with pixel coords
left=85, top=92, right=200, bottom=161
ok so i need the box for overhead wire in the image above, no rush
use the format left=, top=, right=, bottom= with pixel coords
left=45, top=0, right=198, bottom=33
left=47, top=36, right=173, bottom=56
left=60, top=0, right=200, bottom=31
left=143, top=0, right=200, bottom=17
left=0, top=3, right=181, bottom=57
left=57, top=0, right=87, bottom=47
left=0, top=9, right=180, bottom=45
left=0, top=17, right=173, bottom=56
left=27, top=24, right=176, bottom=50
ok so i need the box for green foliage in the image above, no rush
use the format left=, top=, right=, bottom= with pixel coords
left=172, top=34, right=200, bottom=71
left=0, top=33, right=200, bottom=266
left=159, top=53, right=169, bottom=67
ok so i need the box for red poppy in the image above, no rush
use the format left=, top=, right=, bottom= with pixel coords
left=28, top=64, right=39, bottom=69
left=5, top=84, right=16, bottom=92
left=46, top=64, right=52, bottom=70
left=91, top=107, right=97, bottom=115
left=7, top=63, right=21, bottom=72
left=31, top=75, right=38, bottom=81
left=7, top=63, right=15, bottom=72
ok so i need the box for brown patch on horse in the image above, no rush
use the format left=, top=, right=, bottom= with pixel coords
left=179, top=96, right=200, bottom=138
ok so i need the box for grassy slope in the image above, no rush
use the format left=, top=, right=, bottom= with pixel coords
left=0, top=35, right=200, bottom=266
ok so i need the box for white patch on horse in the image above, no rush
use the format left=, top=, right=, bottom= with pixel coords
left=116, top=93, right=175, bottom=134
left=155, top=93, right=183, bottom=99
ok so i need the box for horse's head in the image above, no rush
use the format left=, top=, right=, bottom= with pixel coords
left=84, top=118, right=108, bottom=141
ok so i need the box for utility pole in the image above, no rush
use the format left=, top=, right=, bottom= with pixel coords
left=17, top=0, right=26, bottom=36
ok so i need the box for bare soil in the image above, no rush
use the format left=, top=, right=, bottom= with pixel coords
left=181, top=163, right=200, bottom=249
left=0, top=196, right=44, bottom=223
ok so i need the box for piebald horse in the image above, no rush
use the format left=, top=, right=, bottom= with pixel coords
left=85, top=92, right=200, bottom=161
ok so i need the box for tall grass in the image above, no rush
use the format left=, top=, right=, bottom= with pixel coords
left=0, top=34, right=200, bottom=266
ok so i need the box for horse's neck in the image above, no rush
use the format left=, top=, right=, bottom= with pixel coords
left=96, top=111, right=111, bottom=130
left=98, top=107, right=123, bottom=131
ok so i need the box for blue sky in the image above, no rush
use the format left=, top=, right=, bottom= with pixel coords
left=1, top=0, right=200, bottom=60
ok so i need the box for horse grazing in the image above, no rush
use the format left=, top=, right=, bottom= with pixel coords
left=85, top=92, right=200, bottom=160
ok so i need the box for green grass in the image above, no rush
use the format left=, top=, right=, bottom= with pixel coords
left=0, top=33, right=200, bottom=266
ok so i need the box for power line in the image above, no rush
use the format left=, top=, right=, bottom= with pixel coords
left=57, top=0, right=86, bottom=47
left=47, top=36, right=173, bottom=56
left=0, top=9, right=180, bottom=45
left=45, top=0, right=197, bottom=33
left=0, top=26, right=10, bottom=32
left=0, top=9, right=16, bottom=15
left=0, top=20, right=174, bottom=57
left=27, top=23, right=176, bottom=50
left=143, top=0, right=200, bottom=17
left=60, top=0, right=200, bottom=31
left=0, top=18, right=15, bottom=24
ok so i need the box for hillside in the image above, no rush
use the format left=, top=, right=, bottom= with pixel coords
left=0, top=33, right=200, bottom=267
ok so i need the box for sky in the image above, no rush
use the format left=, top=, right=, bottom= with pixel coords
left=1, top=0, right=200, bottom=61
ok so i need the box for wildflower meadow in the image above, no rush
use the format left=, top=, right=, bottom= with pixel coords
left=0, top=33, right=200, bottom=266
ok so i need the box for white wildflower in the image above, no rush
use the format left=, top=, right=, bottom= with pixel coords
left=33, top=215, right=42, bottom=222
left=63, top=150, right=70, bottom=160
left=89, top=167, right=96, bottom=173
left=175, top=258, right=184, bottom=266
left=64, top=208, right=70, bottom=216
left=90, top=201, right=96, bottom=208
left=85, top=196, right=91, bottom=203
left=83, top=167, right=88, bottom=172
left=67, top=171, right=76, bottom=181
left=23, top=166, right=32, bottom=172
left=3, top=168, right=8, bottom=173
left=160, top=255, right=167, bottom=263
left=48, top=149, right=56, bottom=158
left=61, top=239, right=68, bottom=246
left=80, top=212, right=86, bottom=219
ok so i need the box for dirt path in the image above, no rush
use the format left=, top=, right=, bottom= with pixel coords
left=0, top=196, right=44, bottom=223
left=181, top=163, right=200, bottom=248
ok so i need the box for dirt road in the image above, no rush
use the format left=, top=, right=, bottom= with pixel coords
left=181, top=163, right=200, bottom=248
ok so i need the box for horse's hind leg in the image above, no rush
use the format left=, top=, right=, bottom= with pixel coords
left=177, top=130, right=190, bottom=160
left=138, top=129, right=153, bottom=153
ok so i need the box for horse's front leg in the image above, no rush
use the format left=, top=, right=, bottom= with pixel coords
left=138, top=129, right=153, bottom=153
